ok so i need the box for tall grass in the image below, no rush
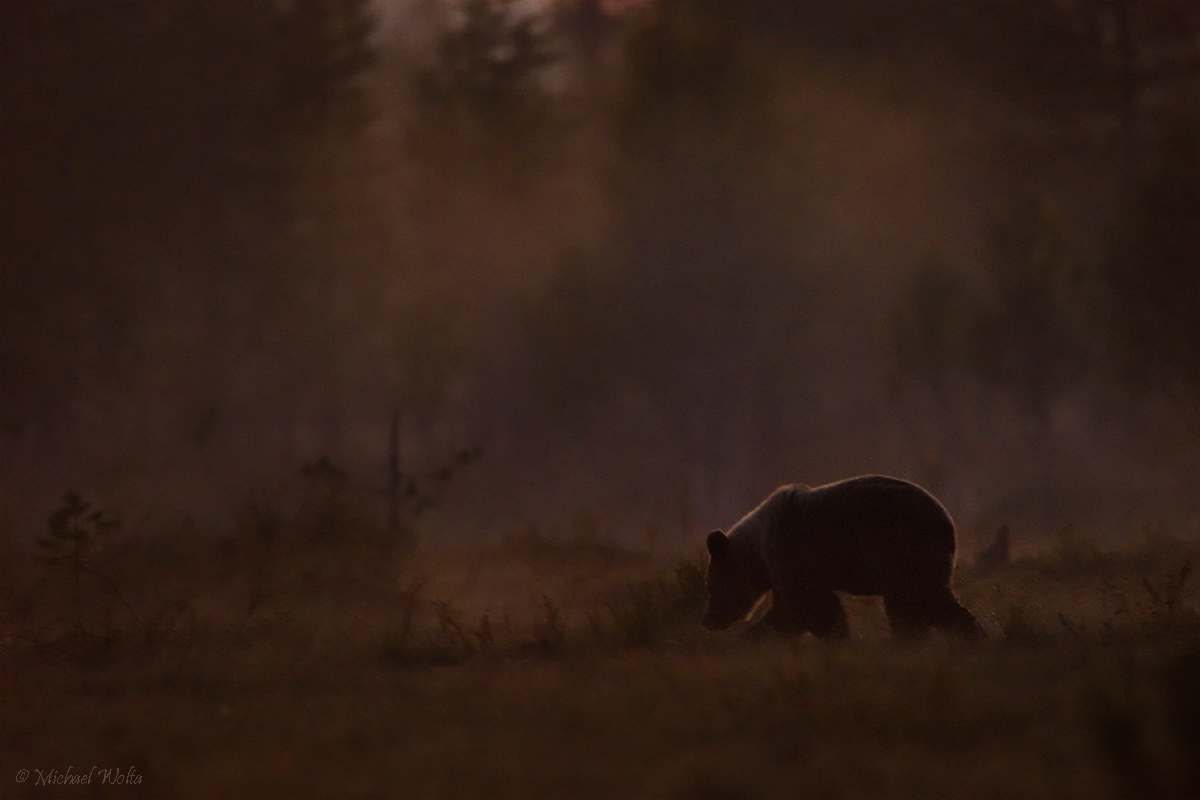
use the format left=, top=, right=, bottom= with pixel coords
left=1, top=495, right=1197, bottom=798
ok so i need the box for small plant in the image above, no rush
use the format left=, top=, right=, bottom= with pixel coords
left=1102, top=577, right=1132, bottom=620
left=29, top=491, right=214, bottom=662
left=429, top=599, right=476, bottom=662
left=234, top=485, right=287, bottom=618
left=526, top=595, right=566, bottom=655
left=1053, top=522, right=1098, bottom=563
left=138, top=598, right=203, bottom=658
left=589, top=560, right=707, bottom=649
left=603, top=580, right=666, bottom=648
left=378, top=577, right=430, bottom=666
left=37, top=492, right=131, bottom=642
left=300, top=456, right=355, bottom=543
left=38, top=491, right=120, bottom=572
left=1141, top=559, right=1194, bottom=624
left=1001, top=599, right=1044, bottom=644
left=393, top=579, right=426, bottom=647
left=672, top=556, right=708, bottom=615
left=400, top=446, right=485, bottom=518
left=388, top=445, right=483, bottom=552
left=473, top=613, right=495, bottom=653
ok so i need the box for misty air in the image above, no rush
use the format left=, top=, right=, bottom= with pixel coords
left=2, top=1, right=1198, bottom=797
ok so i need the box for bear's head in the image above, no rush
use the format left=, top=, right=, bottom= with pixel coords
left=702, top=529, right=766, bottom=630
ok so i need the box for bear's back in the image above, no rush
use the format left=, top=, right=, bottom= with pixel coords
left=766, top=476, right=956, bottom=594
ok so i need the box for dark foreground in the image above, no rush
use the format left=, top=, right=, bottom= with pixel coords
left=2, top=526, right=1197, bottom=799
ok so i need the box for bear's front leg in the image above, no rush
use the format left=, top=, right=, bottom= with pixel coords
left=747, top=594, right=800, bottom=637
left=765, top=588, right=848, bottom=639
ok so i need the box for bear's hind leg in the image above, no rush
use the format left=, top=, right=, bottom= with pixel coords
left=939, top=595, right=984, bottom=638
left=773, top=588, right=848, bottom=640
left=885, top=588, right=982, bottom=639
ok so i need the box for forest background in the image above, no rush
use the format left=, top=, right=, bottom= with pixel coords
left=2, top=0, right=1197, bottom=554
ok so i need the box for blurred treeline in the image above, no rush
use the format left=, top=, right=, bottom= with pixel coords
left=1, top=0, right=1197, bottom=543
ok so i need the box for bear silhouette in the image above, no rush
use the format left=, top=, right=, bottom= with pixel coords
left=703, top=476, right=981, bottom=639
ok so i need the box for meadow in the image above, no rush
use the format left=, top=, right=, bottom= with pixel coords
left=2, top=495, right=1197, bottom=799
left=4, top=3, right=1197, bottom=798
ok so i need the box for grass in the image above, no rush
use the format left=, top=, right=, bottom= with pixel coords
left=1, top=499, right=1197, bottom=798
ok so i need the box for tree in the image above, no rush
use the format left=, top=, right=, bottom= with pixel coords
left=1071, top=0, right=1200, bottom=144
left=890, top=199, right=1090, bottom=414
left=409, top=0, right=562, bottom=164
left=0, top=0, right=379, bottom=446
left=520, top=252, right=632, bottom=427
left=977, top=198, right=1089, bottom=411
left=276, top=0, right=378, bottom=134
left=614, top=0, right=779, bottom=156
left=890, top=256, right=970, bottom=396
left=597, top=0, right=809, bottom=508
left=1102, top=113, right=1200, bottom=389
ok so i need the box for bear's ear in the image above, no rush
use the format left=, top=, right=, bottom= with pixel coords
left=706, top=530, right=729, bottom=559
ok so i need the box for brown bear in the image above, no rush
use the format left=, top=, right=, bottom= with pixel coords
left=703, top=476, right=981, bottom=638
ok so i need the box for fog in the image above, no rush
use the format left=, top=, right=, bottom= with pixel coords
left=2, top=0, right=1197, bottom=554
